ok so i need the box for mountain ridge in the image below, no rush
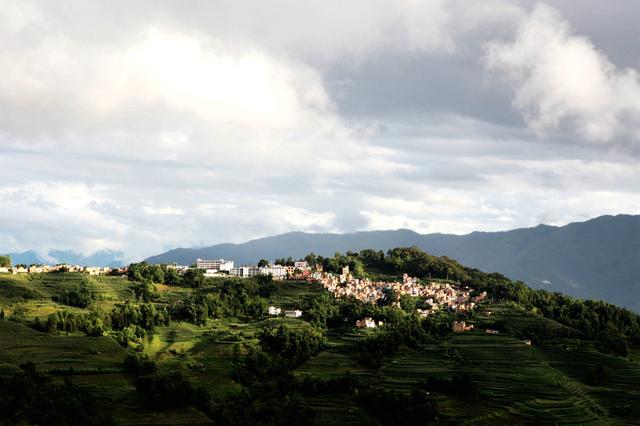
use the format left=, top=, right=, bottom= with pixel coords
left=146, top=214, right=640, bottom=311
left=3, top=249, right=125, bottom=268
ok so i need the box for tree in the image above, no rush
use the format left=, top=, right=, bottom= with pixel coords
left=399, top=294, right=417, bottom=312
left=164, top=267, right=182, bottom=286
left=259, top=325, right=325, bottom=366
left=256, top=274, right=277, bottom=298
left=0, top=362, right=110, bottom=425
left=53, top=280, right=93, bottom=308
left=378, top=288, right=399, bottom=307
left=257, top=259, right=269, bottom=267
left=0, top=255, right=11, bottom=268
left=304, top=253, right=317, bottom=268
left=183, top=268, right=205, bottom=288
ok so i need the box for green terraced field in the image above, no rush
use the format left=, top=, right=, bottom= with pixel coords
left=2, top=274, right=640, bottom=425
left=0, top=319, right=126, bottom=371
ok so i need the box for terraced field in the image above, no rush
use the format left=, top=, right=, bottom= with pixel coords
left=0, top=319, right=125, bottom=372
left=538, top=342, right=640, bottom=423
left=444, top=333, right=607, bottom=425
left=2, top=274, right=640, bottom=425
left=0, top=273, right=131, bottom=319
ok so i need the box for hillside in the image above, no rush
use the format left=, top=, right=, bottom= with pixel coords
left=146, top=214, right=640, bottom=311
left=1, top=250, right=640, bottom=425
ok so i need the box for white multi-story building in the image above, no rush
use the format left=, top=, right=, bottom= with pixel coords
left=229, top=266, right=260, bottom=278
left=196, top=258, right=234, bottom=272
left=294, top=261, right=308, bottom=269
left=284, top=309, right=303, bottom=318
left=258, top=265, right=287, bottom=279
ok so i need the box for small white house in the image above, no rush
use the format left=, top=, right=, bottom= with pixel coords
left=284, top=309, right=303, bottom=318
left=356, top=317, right=381, bottom=328
left=268, top=306, right=282, bottom=316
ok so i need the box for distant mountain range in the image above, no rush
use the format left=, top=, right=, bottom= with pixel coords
left=3, top=249, right=125, bottom=268
left=146, top=215, right=640, bottom=311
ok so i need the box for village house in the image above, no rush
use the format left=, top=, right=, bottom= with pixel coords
left=485, top=329, right=500, bottom=334
left=204, top=269, right=226, bottom=277
left=317, top=271, right=478, bottom=317
left=268, top=306, right=281, bottom=316
left=284, top=309, right=303, bottom=318
left=84, top=266, right=111, bottom=276
left=416, top=308, right=431, bottom=317
left=452, top=321, right=474, bottom=333
left=356, top=317, right=383, bottom=328
left=0, top=267, right=10, bottom=274
left=294, top=261, right=309, bottom=269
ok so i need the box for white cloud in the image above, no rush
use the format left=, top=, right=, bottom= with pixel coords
left=0, top=182, right=126, bottom=256
left=484, top=3, right=640, bottom=143
left=143, top=206, right=184, bottom=216
left=0, top=1, right=639, bottom=262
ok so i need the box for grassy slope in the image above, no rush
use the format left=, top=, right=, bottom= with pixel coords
left=1, top=274, right=640, bottom=425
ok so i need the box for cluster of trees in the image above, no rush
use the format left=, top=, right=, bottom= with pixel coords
left=171, top=280, right=270, bottom=325
left=304, top=252, right=366, bottom=277
left=136, top=369, right=209, bottom=410
left=0, top=255, right=11, bottom=268
left=127, top=262, right=204, bottom=288
left=357, top=314, right=438, bottom=368
left=52, top=280, right=94, bottom=308
left=0, top=362, right=110, bottom=425
left=33, top=302, right=170, bottom=346
left=258, top=324, right=325, bottom=367
left=121, top=351, right=311, bottom=425
left=273, top=257, right=298, bottom=266
left=303, top=246, right=469, bottom=281
left=109, top=302, right=171, bottom=331
left=33, top=310, right=106, bottom=336
left=232, top=324, right=325, bottom=386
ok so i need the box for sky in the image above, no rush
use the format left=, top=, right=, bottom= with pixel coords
left=1, top=0, right=639, bottom=262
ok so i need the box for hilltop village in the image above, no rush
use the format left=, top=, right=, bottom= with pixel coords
left=0, top=256, right=487, bottom=322
left=195, top=258, right=488, bottom=322
left=186, top=259, right=487, bottom=318
left=317, top=265, right=487, bottom=316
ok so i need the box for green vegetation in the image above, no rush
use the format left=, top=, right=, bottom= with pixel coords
left=1, top=247, right=639, bottom=424
left=0, top=254, right=11, bottom=268
left=0, top=362, right=111, bottom=425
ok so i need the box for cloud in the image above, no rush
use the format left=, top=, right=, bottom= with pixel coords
left=484, top=3, right=640, bottom=144
left=0, top=1, right=639, bottom=262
